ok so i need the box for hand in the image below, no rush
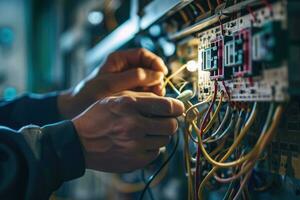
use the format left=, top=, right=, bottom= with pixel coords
left=59, top=48, right=168, bottom=119
left=72, top=92, right=184, bottom=173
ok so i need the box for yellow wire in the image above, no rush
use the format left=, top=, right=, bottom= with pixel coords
left=179, top=11, right=189, bottom=23
left=192, top=103, right=257, bottom=168
left=112, top=153, right=169, bottom=193
left=203, top=93, right=224, bottom=134
left=184, top=125, right=194, bottom=200
left=194, top=2, right=206, bottom=14
left=197, top=105, right=284, bottom=199
left=163, top=64, right=187, bottom=90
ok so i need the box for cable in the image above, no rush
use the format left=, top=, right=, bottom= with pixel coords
left=197, top=103, right=257, bottom=199
left=195, top=81, right=218, bottom=200
left=185, top=98, right=211, bottom=143
left=194, top=1, right=206, bottom=15
left=233, top=103, right=275, bottom=200
left=206, top=111, right=236, bottom=143
left=163, top=64, right=187, bottom=90
left=183, top=124, right=195, bottom=200
left=112, top=162, right=168, bottom=193
left=194, top=104, right=257, bottom=169
left=203, top=105, right=231, bottom=142
left=141, top=170, right=155, bottom=200
left=198, top=104, right=283, bottom=199
left=207, top=0, right=213, bottom=11
left=139, top=134, right=180, bottom=200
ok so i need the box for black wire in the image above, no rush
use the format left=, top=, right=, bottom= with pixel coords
left=141, top=169, right=155, bottom=200
left=139, top=135, right=180, bottom=200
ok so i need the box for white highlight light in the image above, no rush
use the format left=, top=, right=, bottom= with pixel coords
left=186, top=60, right=198, bottom=72
left=88, top=11, right=103, bottom=25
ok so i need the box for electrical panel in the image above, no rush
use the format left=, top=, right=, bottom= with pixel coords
left=197, top=1, right=293, bottom=102
left=93, top=1, right=300, bottom=200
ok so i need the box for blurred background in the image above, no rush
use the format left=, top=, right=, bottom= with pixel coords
left=0, top=0, right=177, bottom=97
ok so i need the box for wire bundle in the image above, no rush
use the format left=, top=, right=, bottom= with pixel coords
left=162, top=63, right=285, bottom=200
left=137, top=58, right=284, bottom=200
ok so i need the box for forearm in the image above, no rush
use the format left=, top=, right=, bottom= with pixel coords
left=0, top=93, right=63, bottom=129
left=0, top=121, right=85, bottom=200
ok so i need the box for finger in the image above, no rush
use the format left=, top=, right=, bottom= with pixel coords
left=136, top=48, right=168, bottom=74
left=102, top=48, right=168, bottom=74
left=107, top=68, right=164, bottom=92
left=150, top=84, right=166, bottom=96
left=112, top=90, right=158, bottom=98
left=136, top=83, right=165, bottom=96
left=135, top=96, right=185, bottom=117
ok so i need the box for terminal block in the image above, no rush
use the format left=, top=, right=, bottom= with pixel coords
left=224, top=28, right=252, bottom=78
left=200, top=36, right=224, bottom=80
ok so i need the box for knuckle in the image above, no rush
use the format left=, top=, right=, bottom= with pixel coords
left=119, top=95, right=136, bottom=105
left=138, top=48, right=148, bottom=56
left=106, top=96, right=136, bottom=112
left=156, top=57, right=164, bottom=64
left=107, top=51, right=118, bottom=60
left=134, top=68, right=146, bottom=82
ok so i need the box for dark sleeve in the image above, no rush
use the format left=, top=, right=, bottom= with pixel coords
left=0, top=93, right=63, bottom=129
left=0, top=121, right=85, bottom=200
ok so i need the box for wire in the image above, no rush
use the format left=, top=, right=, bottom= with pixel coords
left=222, top=181, right=234, bottom=200
left=141, top=170, right=155, bottom=200
left=139, top=134, right=180, bottom=200
left=179, top=10, right=190, bottom=24
left=198, top=104, right=283, bottom=199
left=194, top=104, right=257, bottom=169
left=207, top=0, right=213, bottom=11
left=203, top=92, right=224, bottom=135
left=206, top=111, right=236, bottom=143
left=197, top=103, right=257, bottom=199
left=203, top=105, right=231, bottom=142
left=247, top=6, right=258, bottom=23
left=261, top=0, right=273, bottom=14
left=163, top=64, right=188, bottom=90
left=194, top=1, right=206, bottom=14
left=185, top=98, right=210, bottom=143
left=112, top=161, right=168, bottom=193
left=232, top=103, right=276, bottom=199
left=195, top=81, right=218, bottom=200
left=183, top=124, right=195, bottom=200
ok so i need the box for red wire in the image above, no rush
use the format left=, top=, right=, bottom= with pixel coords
left=195, top=81, right=218, bottom=199
left=261, top=0, right=273, bottom=14
left=218, top=16, right=224, bottom=35
left=247, top=6, right=257, bottom=23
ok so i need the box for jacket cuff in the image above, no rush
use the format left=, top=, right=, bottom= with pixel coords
left=42, top=121, right=85, bottom=182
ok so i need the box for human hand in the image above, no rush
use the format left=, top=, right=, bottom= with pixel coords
left=59, top=48, right=168, bottom=119
left=72, top=92, right=184, bottom=173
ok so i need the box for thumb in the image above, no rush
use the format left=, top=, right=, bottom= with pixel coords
left=105, top=68, right=164, bottom=93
